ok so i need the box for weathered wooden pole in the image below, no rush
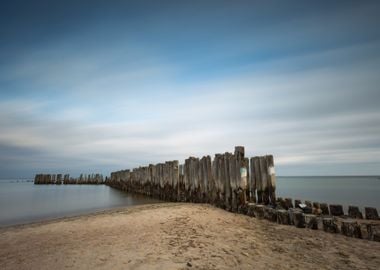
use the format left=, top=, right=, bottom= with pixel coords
left=224, top=152, right=232, bottom=210
left=229, top=154, right=238, bottom=212
left=244, top=157, right=250, bottom=202
left=249, top=157, right=257, bottom=203
left=56, top=174, right=62, bottom=185
left=212, top=154, right=224, bottom=207
left=259, top=156, right=269, bottom=204
left=173, top=160, right=179, bottom=201
left=234, top=146, right=248, bottom=211
left=266, top=155, right=276, bottom=205
left=253, top=157, right=262, bottom=204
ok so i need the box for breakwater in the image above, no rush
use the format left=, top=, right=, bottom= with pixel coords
left=32, top=146, right=379, bottom=241
left=106, top=146, right=275, bottom=211
left=106, top=146, right=380, bottom=241
left=34, top=173, right=105, bottom=184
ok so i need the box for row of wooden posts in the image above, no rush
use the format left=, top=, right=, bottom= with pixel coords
left=33, top=146, right=380, bottom=241
left=246, top=200, right=380, bottom=241
left=106, top=146, right=380, bottom=241
left=106, top=146, right=276, bottom=212
left=34, top=173, right=105, bottom=185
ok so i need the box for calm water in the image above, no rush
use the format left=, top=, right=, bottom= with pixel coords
left=1, top=176, right=379, bottom=227
left=277, top=176, right=380, bottom=210
left=0, top=180, right=161, bottom=227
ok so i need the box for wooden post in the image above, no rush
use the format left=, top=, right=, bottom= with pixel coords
left=56, top=174, right=62, bottom=185
left=365, top=207, right=379, bottom=220
left=266, top=155, right=276, bottom=205
left=205, top=156, right=213, bottom=204
left=249, top=157, right=256, bottom=203
left=329, top=204, right=344, bottom=216
left=348, top=206, right=363, bottom=219
left=259, top=156, right=269, bottom=204
left=244, top=157, right=250, bottom=202
left=224, top=152, right=232, bottom=210
left=212, top=154, right=223, bottom=206
left=253, top=157, right=262, bottom=204
left=229, top=154, right=238, bottom=212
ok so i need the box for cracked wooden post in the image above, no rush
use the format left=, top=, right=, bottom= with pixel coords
left=228, top=154, right=236, bottom=211
left=212, top=154, right=222, bottom=207
left=259, top=156, right=269, bottom=205
left=194, top=158, right=199, bottom=202
left=244, top=157, right=250, bottom=202
left=253, top=157, right=262, bottom=204
left=240, top=158, right=249, bottom=212
left=172, top=160, right=179, bottom=201
left=223, top=152, right=232, bottom=211
left=229, top=153, right=239, bottom=212
left=266, top=155, right=276, bottom=205
left=249, top=157, right=257, bottom=203
left=192, top=157, right=200, bottom=202
left=213, top=153, right=227, bottom=208
left=158, top=163, right=164, bottom=199
left=183, top=160, right=189, bottom=201
left=234, top=146, right=248, bottom=212
left=178, top=164, right=184, bottom=201
left=204, top=156, right=213, bottom=204
left=199, top=156, right=208, bottom=203
left=184, top=157, right=199, bottom=203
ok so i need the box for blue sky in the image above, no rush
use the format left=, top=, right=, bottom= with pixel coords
left=1, top=0, right=380, bottom=178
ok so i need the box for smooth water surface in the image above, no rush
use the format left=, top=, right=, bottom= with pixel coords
left=277, top=176, right=380, bottom=210
left=0, top=180, right=161, bottom=227
left=1, top=176, right=379, bottom=226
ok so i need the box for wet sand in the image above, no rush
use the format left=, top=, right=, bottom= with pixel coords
left=0, top=203, right=379, bottom=270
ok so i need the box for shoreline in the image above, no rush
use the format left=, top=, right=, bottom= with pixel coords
left=1, top=203, right=380, bottom=270
left=0, top=202, right=166, bottom=230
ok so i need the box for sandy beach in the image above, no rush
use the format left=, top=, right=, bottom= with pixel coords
left=0, top=203, right=379, bottom=270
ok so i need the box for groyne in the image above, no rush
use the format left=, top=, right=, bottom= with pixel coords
left=106, top=146, right=276, bottom=211
left=33, top=146, right=379, bottom=241
left=34, top=173, right=105, bottom=184
left=106, top=146, right=380, bottom=241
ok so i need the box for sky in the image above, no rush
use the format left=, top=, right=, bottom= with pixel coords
left=1, top=0, right=380, bottom=178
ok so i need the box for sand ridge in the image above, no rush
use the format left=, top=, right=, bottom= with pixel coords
left=0, top=203, right=379, bottom=270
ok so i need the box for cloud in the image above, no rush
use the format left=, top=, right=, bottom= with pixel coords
left=1, top=42, right=380, bottom=177
left=1, top=1, right=380, bottom=177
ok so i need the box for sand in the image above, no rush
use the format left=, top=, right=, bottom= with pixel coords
left=0, top=203, right=379, bottom=270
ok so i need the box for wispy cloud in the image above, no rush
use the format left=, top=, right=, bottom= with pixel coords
left=0, top=1, right=379, bottom=177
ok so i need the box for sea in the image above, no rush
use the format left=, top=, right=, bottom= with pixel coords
left=0, top=180, right=161, bottom=227
left=276, top=176, right=380, bottom=211
left=0, top=176, right=379, bottom=227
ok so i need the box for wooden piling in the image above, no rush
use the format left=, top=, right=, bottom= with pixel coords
left=259, top=156, right=269, bottom=205
left=253, top=157, right=262, bottom=204
left=365, top=207, right=379, bottom=220
left=266, top=155, right=276, bottom=204
left=249, top=157, right=257, bottom=203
